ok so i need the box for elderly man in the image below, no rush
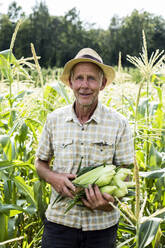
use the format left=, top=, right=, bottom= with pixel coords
left=35, top=48, right=134, bottom=248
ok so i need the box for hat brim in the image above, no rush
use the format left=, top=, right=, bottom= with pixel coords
left=60, top=57, right=115, bottom=86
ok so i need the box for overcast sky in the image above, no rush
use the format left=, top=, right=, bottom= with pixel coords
left=0, top=0, right=165, bottom=29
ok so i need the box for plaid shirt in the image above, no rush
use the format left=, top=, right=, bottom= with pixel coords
left=36, top=101, right=134, bottom=231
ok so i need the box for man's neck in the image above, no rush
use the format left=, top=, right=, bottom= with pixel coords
left=74, top=102, right=98, bottom=124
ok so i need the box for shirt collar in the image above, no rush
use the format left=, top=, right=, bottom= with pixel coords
left=88, top=101, right=102, bottom=124
left=65, top=101, right=103, bottom=124
left=65, top=103, right=75, bottom=122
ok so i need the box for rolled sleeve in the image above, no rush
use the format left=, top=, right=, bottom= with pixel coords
left=114, top=120, right=134, bottom=166
left=36, top=117, right=53, bottom=161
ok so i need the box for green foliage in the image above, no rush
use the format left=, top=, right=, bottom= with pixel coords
left=1, top=2, right=165, bottom=67
left=0, top=43, right=73, bottom=247
left=139, top=218, right=161, bottom=248
left=0, top=21, right=165, bottom=247
left=1, top=69, right=165, bottom=247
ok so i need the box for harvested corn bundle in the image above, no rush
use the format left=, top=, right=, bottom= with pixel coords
left=57, top=164, right=134, bottom=213
left=73, top=164, right=116, bottom=187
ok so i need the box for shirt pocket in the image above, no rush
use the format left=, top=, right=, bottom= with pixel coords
left=53, top=139, right=74, bottom=172
left=89, top=139, right=115, bottom=165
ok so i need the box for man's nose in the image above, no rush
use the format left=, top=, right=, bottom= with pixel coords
left=81, top=78, right=89, bottom=87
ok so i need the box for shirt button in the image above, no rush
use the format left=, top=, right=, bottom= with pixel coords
left=81, top=127, right=84, bottom=131
left=81, top=142, right=84, bottom=145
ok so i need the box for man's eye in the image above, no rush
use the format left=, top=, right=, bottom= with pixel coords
left=76, top=76, right=83, bottom=80
left=88, top=76, right=95, bottom=81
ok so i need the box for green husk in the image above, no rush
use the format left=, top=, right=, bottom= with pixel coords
left=73, top=164, right=116, bottom=187
left=100, top=185, right=117, bottom=195
left=52, top=164, right=134, bottom=213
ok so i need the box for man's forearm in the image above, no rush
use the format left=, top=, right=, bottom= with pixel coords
left=35, top=158, right=55, bottom=184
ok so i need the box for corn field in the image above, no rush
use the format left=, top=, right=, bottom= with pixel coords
left=0, top=22, right=165, bottom=248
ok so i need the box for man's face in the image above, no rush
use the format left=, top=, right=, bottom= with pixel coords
left=69, top=62, right=106, bottom=108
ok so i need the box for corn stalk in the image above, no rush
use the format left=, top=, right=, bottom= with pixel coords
left=127, top=30, right=165, bottom=168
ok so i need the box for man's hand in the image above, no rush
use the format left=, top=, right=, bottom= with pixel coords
left=50, top=172, right=76, bottom=198
left=81, top=185, right=115, bottom=211
left=35, top=158, right=76, bottom=198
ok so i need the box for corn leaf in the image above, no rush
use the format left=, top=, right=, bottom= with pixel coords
left=139, top=168, right=165, bottom=178
left=0, top=49, right=17, bottom=64
left=0, top=213, right=8, bottom=242
left=0, top=204, right=26, bottom=215
left=52, top=82, right=71, bottom=104
left=0, top=135, right=10, bottom=148
left=0, top=160, right=35, bottom=172
left=0, top=49, right=16, bottom=79
left=139, top=217, right=161, bottom=248
left=13, top=176, right=36, bottom=206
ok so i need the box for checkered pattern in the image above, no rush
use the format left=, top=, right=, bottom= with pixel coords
left=36, top=102, right=134, bottom=231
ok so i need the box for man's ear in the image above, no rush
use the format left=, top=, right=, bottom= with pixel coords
left=69, top=77, right=73, bottom=89
left=100, top=77, right=107, bottom=90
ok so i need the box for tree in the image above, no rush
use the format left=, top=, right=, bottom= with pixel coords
left=0, top=14, right=14, bottom=50
left=1, top=3, right=165, bottom=69
left=53, top=8, right=88, bottom=67
left=29, top=1, right=52, bottom=67
left=14, top=18, right=33, bottom=59
left=150, top=15, right=165, bottom=52
left=7, top=1, right=25, bottom=22
left=106, top=10, right=164, bottom=66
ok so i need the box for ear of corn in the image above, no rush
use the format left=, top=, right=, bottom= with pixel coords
left=100, top=185, right=117, bottom=195
left=62, top=164, right=135, bottom=213
left=72, top=164, right=116, bottom=187
left=113, top=181, right=128, bottom=198
left=114, top=168, right=132, bottom=181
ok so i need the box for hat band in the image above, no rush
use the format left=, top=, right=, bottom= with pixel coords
left=79, top=54, right=102, bottom=63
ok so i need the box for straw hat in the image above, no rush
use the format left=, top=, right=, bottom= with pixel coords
left=60, top=48, right=115, bottom=86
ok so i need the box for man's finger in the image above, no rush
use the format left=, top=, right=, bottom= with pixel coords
left=66, top=173, right=76, bottom=179
left=93, top=185, right=103, bottom=200
left=102, top=192, right=114, bottom=203
left=62, top=186, right=75, bottom=198
left=64, top=176, right=76, bottom=192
